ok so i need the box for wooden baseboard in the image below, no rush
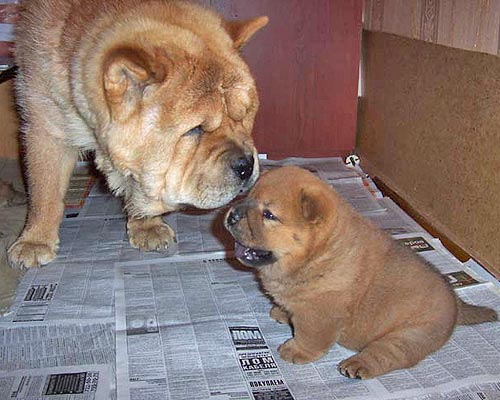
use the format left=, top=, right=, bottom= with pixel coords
left=372, top=178, right=470, bottom=262
left=367, top=175, right=499, bottom=279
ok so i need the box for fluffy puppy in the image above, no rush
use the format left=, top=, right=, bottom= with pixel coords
left=225, top=166, right=497, bottom=379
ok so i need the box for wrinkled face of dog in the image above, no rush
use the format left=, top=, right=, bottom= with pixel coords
left=224, top=166, right=335, bottom=269
left=96, top=16, right=267, bottom=217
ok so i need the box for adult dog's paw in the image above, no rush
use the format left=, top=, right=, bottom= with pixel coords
left=127, top=218, right=176, bottom=251
left=8, top=240, right=57, bottom=270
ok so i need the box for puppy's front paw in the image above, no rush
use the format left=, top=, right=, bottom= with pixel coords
left=278, top=339, right=324, bottom=364
left=270, top=305, right=290, bottom=324
left=127, top=218, right=176, bottom=251
left=338, top=354, right=376, bottom=380
left=8, top=240, right=57, bottom=270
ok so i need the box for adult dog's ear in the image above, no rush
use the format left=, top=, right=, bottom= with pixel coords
left=300, top=188, right=331, bottom=224
left=103, top=47, right=169, bottom=120
left=225, top=16, right=269, bottom=50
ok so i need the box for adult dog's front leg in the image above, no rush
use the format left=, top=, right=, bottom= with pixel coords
left=8, top=128, right=77, bottom=269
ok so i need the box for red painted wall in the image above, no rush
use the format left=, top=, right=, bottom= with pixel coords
left=209, top=0, right=362, bottom=158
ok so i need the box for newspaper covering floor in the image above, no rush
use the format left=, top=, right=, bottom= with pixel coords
left=1, top=157, right=499, bottom=400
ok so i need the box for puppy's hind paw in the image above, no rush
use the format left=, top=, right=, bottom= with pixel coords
left=338, top=355, right=375, bottom=380
left=8, top=240, right=57, bottom=270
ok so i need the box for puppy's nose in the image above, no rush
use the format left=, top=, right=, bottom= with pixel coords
left=226, top=207, right=243, bottom=226
left=231, top=155, right=254, bottom=181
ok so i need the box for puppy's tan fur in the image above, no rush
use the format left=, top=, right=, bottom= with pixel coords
left=9, top=0, right=267, bottom=269
left=225, top=166, right=497, bottom=379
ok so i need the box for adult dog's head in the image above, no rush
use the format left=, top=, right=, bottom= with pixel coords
left=85, top=1, right=268, bottom=217
left=225, top=166, right=338, bottom=269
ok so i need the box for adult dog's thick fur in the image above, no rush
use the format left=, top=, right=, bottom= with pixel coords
left=9, top=0, right=267, bottom=269
left=225, top=166, right=497, bottom=379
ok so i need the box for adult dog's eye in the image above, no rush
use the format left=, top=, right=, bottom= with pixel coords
left=183, top=125, right=204, bottom=136
left=263, top=209, right=277, bottom=221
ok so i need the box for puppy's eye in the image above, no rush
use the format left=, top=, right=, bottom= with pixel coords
left=183, top=125, right=204, bottom=137
left=263, top=209, right=277, bottom=221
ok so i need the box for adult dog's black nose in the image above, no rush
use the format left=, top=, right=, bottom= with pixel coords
left=226, top=206, right=243, bottom=226
left=231, top=155, right=254, bottom=181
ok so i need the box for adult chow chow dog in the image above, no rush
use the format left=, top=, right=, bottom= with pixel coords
left=225, top=166, right=497, bottom=379
left=9, top=0, right=267, bottom=269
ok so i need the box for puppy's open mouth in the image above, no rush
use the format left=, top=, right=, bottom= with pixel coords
left=234, top=241, right=275, bottom=267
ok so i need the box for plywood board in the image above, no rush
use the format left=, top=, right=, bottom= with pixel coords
left=0, top=81, right=19, bottom=159
left=357, top=31, right=500, bottom=277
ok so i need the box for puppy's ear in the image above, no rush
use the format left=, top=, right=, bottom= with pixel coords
left=225, top=16, right=269, bottom=50
left=300, top=188, right=330, bottom=224
left=103, top=47, right=169, bottom=120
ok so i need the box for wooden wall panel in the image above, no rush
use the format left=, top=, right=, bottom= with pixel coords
left=364, top=0, right=500, bottom=56
left=208, top=0, right=363, bottom=158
